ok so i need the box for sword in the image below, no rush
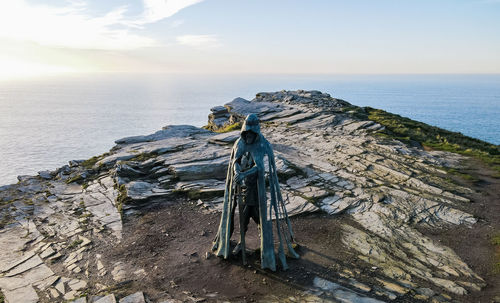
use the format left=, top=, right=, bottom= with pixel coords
left=236, top=183, right=247, bottom=265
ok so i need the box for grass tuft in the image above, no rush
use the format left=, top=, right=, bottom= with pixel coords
left=442, top=167, right=480, bottom=183
left=66, top=174, right=83, bottom=184
left=492, top=233, right=500, bottom=274
left=81, top=153, right=108, bottom=170
left=129, top=152, right=158, bottom=162
left=116, top=184, right=128, bottom=216
left=68, top=239, right=83, bottom=249
left=492, top=234, right=500, bottom=246
left=215, top=122, right=242, bottom=133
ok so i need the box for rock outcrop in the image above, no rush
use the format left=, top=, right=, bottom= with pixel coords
left=0, top=90, right=491, bottom=302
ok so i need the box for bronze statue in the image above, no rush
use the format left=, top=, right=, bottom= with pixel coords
left=212, top=114, right=299, bottom=271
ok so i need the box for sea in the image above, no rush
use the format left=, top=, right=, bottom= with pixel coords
left=1, top=73, right=499, bottom=186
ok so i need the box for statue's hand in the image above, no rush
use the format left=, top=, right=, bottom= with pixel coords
left=234, top=172, right=244, bottom=184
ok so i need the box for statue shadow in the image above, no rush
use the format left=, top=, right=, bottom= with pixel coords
left=226, top=243, right=356, bottom=295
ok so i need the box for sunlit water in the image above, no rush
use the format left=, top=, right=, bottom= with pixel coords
left=1, top=73, right=499, bottom=185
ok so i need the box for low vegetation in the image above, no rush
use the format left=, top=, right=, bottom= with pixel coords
left=65, top=174, right=83, bottom=184
left=68, top=152, right=114, bottom=185
left=492, top=233, right=500, bottom=273
left=187, top=189, right=224, bottom=200
left=203, top=120, right=243, bottom=133
left=68, top=239, right=83, bottom=249
left=215, top=121, right=242, bottom=133
left=363, top=107, right=500, bottom=177
left=129, top=151, right=158, bottom=162
left=442, top=167, right=480, bottom=183
left=116, top=184, right=128, bottom=216
left=81, top=152, right=110, bottom=170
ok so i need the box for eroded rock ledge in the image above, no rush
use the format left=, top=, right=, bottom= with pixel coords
left=0, top=90, right=488, bottom=302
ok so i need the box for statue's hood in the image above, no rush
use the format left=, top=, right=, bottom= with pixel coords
left=241, top=113, right=261, bottom=136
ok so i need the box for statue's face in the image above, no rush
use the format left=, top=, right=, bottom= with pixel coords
left=244, top=131, right=257, bottom=144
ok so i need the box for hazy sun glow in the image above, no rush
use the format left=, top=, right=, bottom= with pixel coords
left=0, top=1, right=156, bottom=50
left=0, top=58, right=77, bottom=80
left=0, top=0, right=499, bottom=79
left=0, top=0, right=204, bottom=80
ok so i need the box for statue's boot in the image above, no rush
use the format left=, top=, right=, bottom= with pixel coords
left=233, top=241, right=255, bottom=255
left=232, top=242, right=242, bottom=255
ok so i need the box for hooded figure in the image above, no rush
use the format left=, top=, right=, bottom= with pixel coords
left=212, top=114, right=299, bottom=271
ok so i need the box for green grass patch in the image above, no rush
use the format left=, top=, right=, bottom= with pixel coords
left=65, top=174, right=83, bottom=184
left=80, top=152, right=111, bottom=169
left=492, top=233, right=500, bottom=274
left=186, top=189, right=224, bottom=200
left=342, top=105, right=368, bottom=119
left=115, top=184, right=128, bottom=215
left=79, top=212, right=93, bottom=219
left=365, top=107, right=500, bottom=177
left=81, top=152, right=109, bottom=170
left=215, top=122, right=242, bottom=133
left=81, top=156, right=100, bottom=169
left=494, top=262, right=500, bottom=274
left=443, top=167, right=480, bottom=183
left=0, top=289, right=4, bottom=303
left=129, top=151, right=158, bottom=162
left=68, top=239, right=83, bottom=249
left=74, top=152, right=112, bottom=187
left=204, top=120, right=242, bottom=132
left=492, top=233, right=500, bottom=246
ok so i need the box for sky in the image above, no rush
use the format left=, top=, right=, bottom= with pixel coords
left=0, top=0, right=499, bottom=79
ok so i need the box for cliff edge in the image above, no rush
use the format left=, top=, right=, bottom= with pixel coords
left=0, top=90, right=499, bottom=303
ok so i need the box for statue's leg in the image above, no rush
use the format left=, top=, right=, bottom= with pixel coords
left=258, top=196, right=276, bottom=270
left=234, top=204, right=251, bottom=255
left=251, top=205, right=260, bottom=225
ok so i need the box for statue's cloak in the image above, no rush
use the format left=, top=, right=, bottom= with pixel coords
left=212, top=126, right=299, bottom=271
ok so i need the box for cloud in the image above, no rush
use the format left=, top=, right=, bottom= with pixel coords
left=137, top=0, right=204, bottom=24
left=176, top=34, right=220, bottom=48
left=0, top=1, right=154, bottom=50
left=170, top=20, right=185, bottom=28
left=0, top=0, right=204, bottom=50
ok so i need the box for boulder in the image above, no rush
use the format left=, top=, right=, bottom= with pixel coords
left=115, top=125, right=212, bottom=144
left=169, top=157, right=228, bottom=181
left=208, top=131, right=240, bottom=145
left=119, top=292, right=146, bottom=303
left=38, top=170, right=54, bottom=180
left=224, top=97, right=282, bottom=117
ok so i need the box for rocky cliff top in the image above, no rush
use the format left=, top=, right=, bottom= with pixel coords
left=0, top=90, right=499, bottom=303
